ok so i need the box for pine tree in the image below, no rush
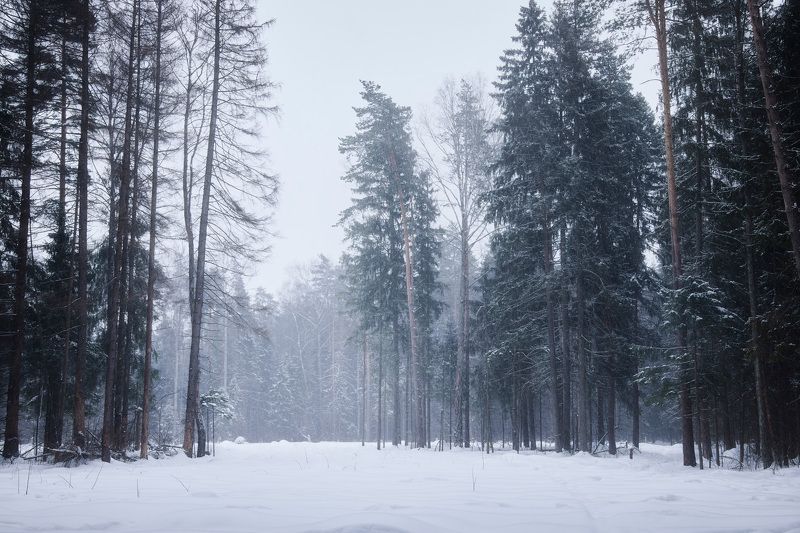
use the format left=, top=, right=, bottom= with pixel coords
left=1, top=0, right=71, bottom=459
left=340, top=81, right=440, bottom=448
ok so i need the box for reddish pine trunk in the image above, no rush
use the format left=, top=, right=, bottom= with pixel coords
left=3, top=2, right=38, bottom=459
left=746, top=0, right=800, bottom=276
left=646, top=0, right=696, bottom=467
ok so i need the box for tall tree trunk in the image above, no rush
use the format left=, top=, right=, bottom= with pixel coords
left=2, top=1, right=37, bottom=459
left=223, top=314, right=229, bottom=392
left=181, top=56, right=196, bottom=308
left=721, top=383, right=735, bottom=451
left=735, top=0, right=775, bottom=469
left=646, top=0, right=696, bottom=467
left=452, top=218, right=471, bottom=447
left=559, top=225, right=571, bottom=451
left=607, top=366, right=616, bottom=455
left=377, top=326, right=383, bottom=450
left=46, top=26, right=72, bottom=453
left=391, top=320, right=401, bottom=446
left=632, top=380, right=640, bottom=449
left=73, top=0, right=92, bottom=450
left=117, top=11, right=144, bottom=451
left=511, top=373, right=520, bottom=451
left=404, top=332, right=410, bottom=445
left=745, top=203, right=775, bottom=468
left=104, top=78, right=117, bottom=310
left=102, top=0, right=138, bottom=463
left=58, top=27, right=68, bottom=233
left=528, top=390, right=535, bottom=450
left=576, top=265, right=589, bottom=452
left=543, top=213, right=562, bottom=452
left=690, top=3, right=712, bottom=464
left=461, top=216, right=471, bottom=448
left=439, top=345, right=447, bottom=450
left=183, top=0, right=221, bottom=458
left=746, top=0, right=800, bottom=276
left=399, top=192, right=424, bottom=448
left=361, top=334, right=367, bottom=446
left=597, top=385, right=605, bottom=446
left=141, top=0, right=163, bottom=459
left=54, top=205, right=78, bottom=451
left=521, top=387, right=530, bottom=449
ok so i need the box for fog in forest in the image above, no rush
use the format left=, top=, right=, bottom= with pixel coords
left=2, top=0, right=800, bottom=530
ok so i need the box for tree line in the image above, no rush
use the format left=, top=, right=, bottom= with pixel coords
left=1, top=0, right=798, bottom=471
left=337, top=0, right=800, bottom=469
left=0, top=0, right=276, bottom=462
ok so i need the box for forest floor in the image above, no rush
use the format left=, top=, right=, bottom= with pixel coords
left=1, top=440, right=799, bottom=532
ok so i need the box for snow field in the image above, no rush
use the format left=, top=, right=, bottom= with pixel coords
left=1, top=441, right=799, bottom=532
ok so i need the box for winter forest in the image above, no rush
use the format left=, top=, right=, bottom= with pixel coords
left=1, top=0, right=800, bottom=531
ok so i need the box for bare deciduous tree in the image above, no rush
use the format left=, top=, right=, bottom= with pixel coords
left=420, top=77, right=494, bottom=447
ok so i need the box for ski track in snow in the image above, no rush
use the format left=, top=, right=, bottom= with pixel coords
left=1, top=442, right=799, bottom=532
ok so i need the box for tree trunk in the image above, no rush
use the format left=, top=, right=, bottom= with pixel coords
left=511, top=375, right=520, bottom=451
left=452, top=221, right=471, bottom=447
left=399, top=192, right=424, bottom=448
left=377, top=327, right=383, bottom=450
left=736, top=0, right=775, bottom=469
left=745, top=204, right=774, bottom=468
left=646, top=0, right=695, bottom=467
left=54, top=204, right=77, bottom=451
left=576, top=271, right=589, bottom=452
left=632, top=381, right=640, bottom=449
left=404, top=334, right=410, bottom=445
left=119, top=4, right=145, bottom=452
left=183, top=0, right=221, bottom=458
left=141, top=0, right=163, bottom=459
left=53, top=25, right=72, bottom=451
left=521, top=388, right=530, bottom=449
left=101, top=0, right=138, bottom=463
left=195, top=411, right=206, bottom=457
left=72, top=0, right=91, bottom=450
left=543, top=214, right=562, bottom=452
left=181, top=51, right=196, bottom=308
left=361, top=334, right=367, bottom=446
left=597, top=385, right=605, bottom=446
left=391, top=321, right=401, bottom=446
left=461, top=219, right=471, bottom=448
left=559, top=225, right=571, bottom=452
left=721, top=383, right=735, bottom=451
left=691, top=2, right=712, bottom=465
left=746, top=0, right=800, bottom=276
left=607, top=368, right=616, bottom=456
left=2, top=0, right=37, bottom=460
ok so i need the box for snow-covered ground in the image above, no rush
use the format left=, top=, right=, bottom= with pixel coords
left=2, top=441, right=799, bottom=532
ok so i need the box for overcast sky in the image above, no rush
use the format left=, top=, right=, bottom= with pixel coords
left=252, top=0, right=659, bottom=294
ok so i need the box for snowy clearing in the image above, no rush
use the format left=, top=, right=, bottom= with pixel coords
left=2, top=442, right=799, bottom=533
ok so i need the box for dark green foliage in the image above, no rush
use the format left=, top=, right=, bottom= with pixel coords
left=484, top=0, right=661, bottom=452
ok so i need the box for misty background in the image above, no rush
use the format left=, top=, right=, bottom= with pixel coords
left=256, top=0, right=658, bottom=293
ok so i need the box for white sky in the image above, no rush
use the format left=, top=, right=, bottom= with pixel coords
left=252, top=0, right=660, bottom=294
